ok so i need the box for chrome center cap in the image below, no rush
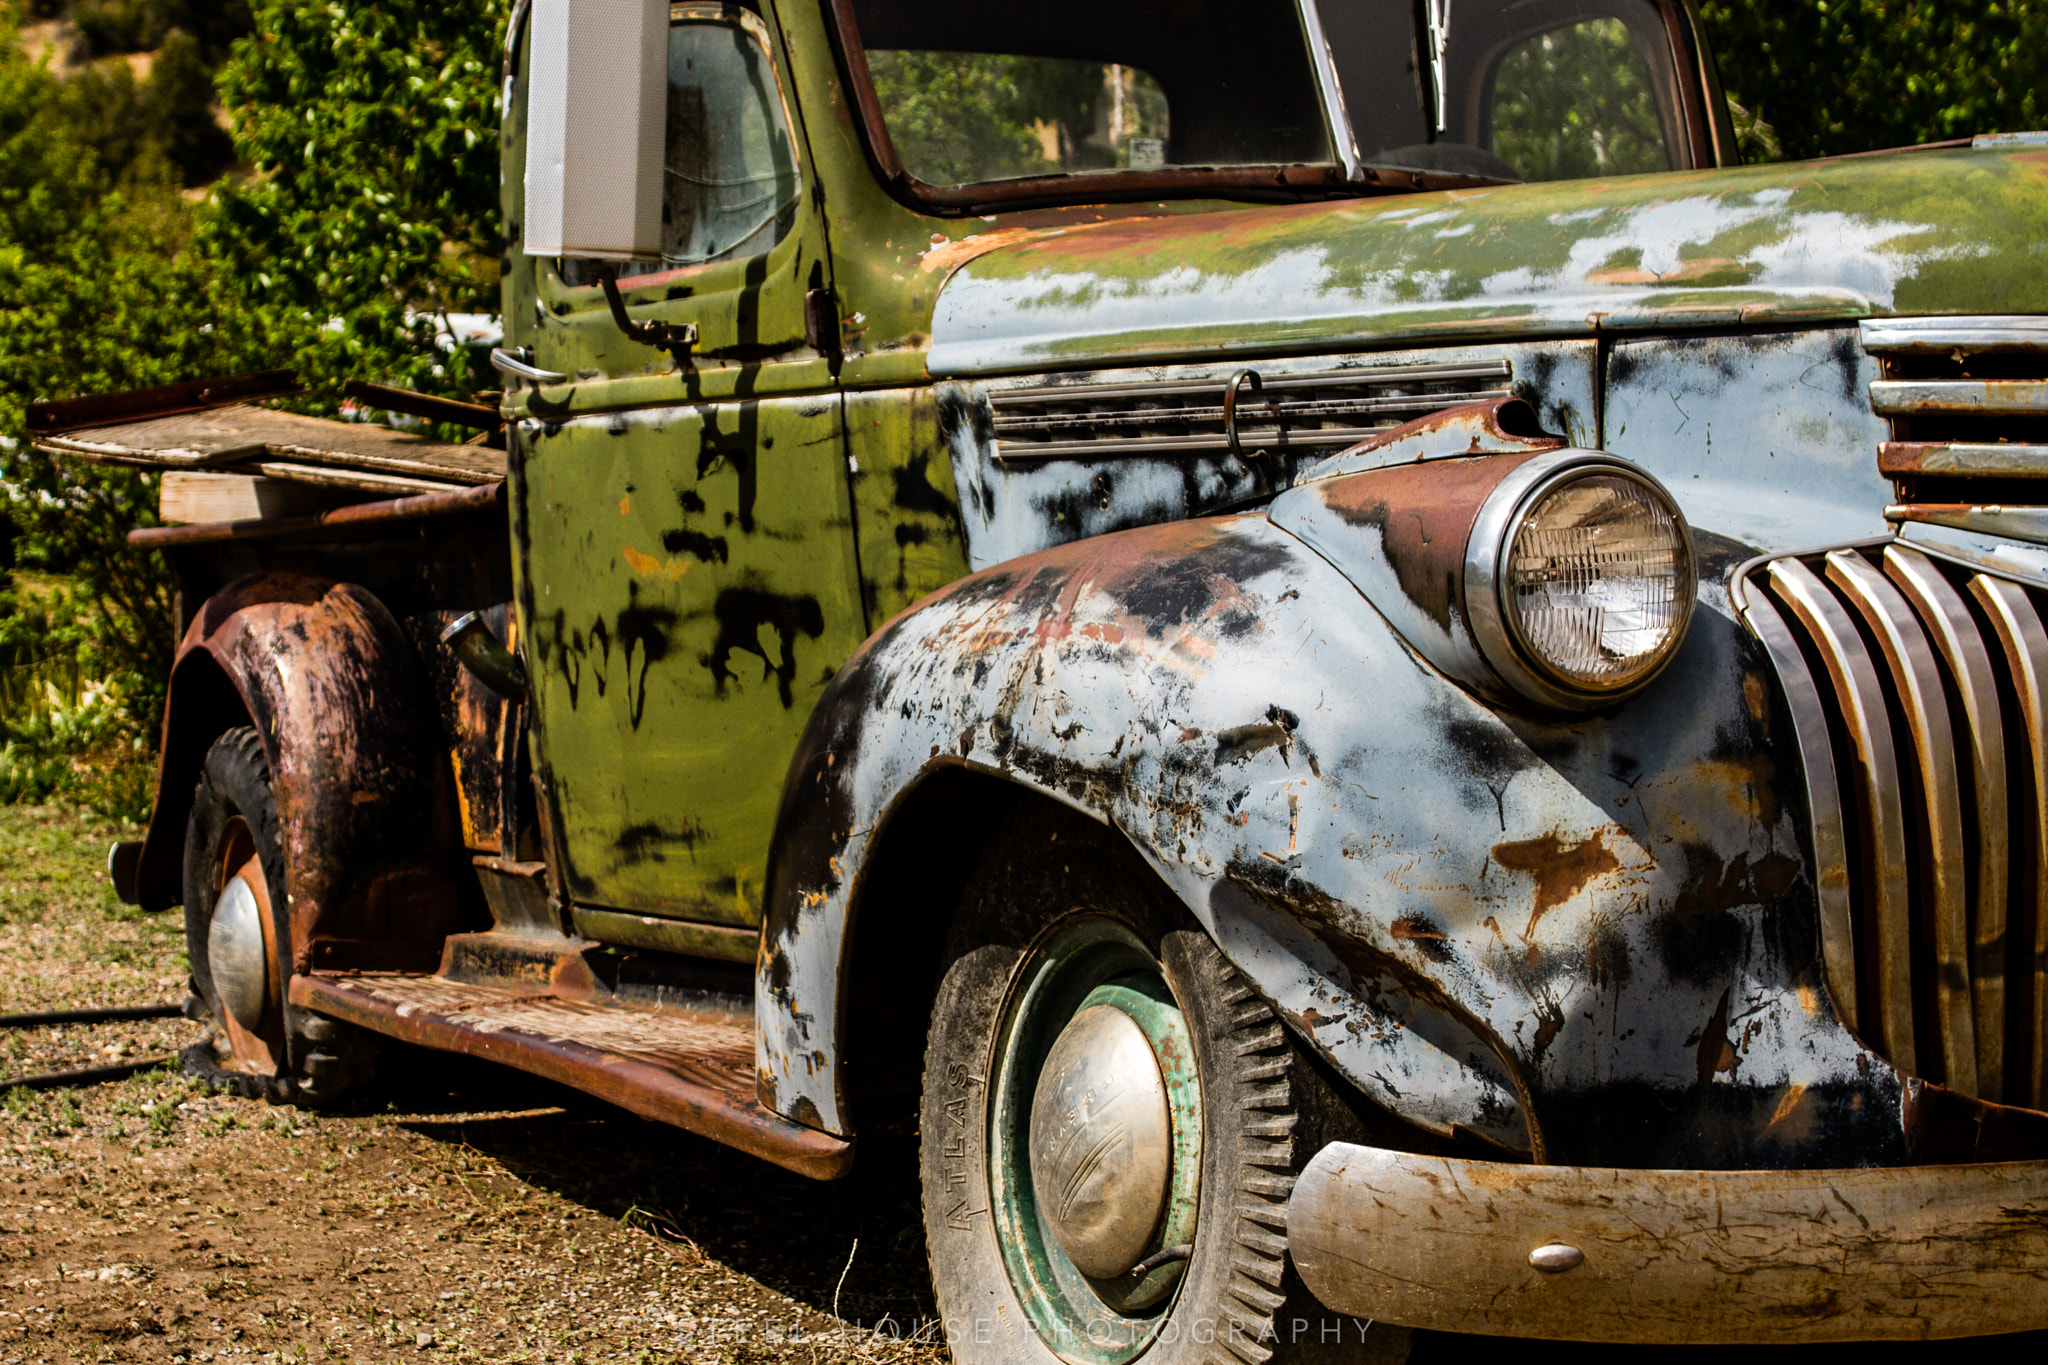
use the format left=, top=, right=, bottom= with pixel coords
left=209, top=874, right=269, bottom=1033
left=1028, top=1003, right=1172, bottom=1280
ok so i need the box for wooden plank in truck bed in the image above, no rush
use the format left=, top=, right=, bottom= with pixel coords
left=34, top=402, right=505, bottom=486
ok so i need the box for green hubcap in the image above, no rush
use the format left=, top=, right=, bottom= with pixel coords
left=990, top=918, right=1203, bottom=1364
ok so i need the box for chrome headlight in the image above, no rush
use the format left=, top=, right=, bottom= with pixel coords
left=1466, top=454, right=1697, bottom=709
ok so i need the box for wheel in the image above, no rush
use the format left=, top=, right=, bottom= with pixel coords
left=921, top=803, right=1404, bottom=1365
left=183, top=726, right=379, bottom=1104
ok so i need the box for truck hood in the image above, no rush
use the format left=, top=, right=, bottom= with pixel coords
left=927, top=145, right=2048, bottom=376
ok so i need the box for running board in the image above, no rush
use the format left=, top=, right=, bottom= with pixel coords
left=289, top=972, right=852, bottom=1179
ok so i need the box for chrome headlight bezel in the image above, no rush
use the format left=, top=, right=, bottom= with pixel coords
left=1464, top=451, right=1698, bottom=711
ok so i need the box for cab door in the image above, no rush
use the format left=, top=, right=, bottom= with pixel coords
left=507, top=1, right=866, bottom=941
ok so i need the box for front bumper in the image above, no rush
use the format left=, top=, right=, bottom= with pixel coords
left=1289, top=1142, right=2048, bottom=1342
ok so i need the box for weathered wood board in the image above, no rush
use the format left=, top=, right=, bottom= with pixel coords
left=1289, top=1142, right=2048, bottom=1342
left=158, top=472, right=380, bottom=526
left=35, top=403, right=505, bottom=487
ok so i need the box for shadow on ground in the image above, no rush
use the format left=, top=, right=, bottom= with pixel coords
left=353, top=1044, right=2048, bottom=1364
left=366, top=1045, right=933, bottom=1331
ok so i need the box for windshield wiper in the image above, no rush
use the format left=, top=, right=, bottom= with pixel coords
left=1425, top=0, right=1452, bottom=134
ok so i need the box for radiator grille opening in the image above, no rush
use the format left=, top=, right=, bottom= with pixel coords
left=1744, top=542, right=2047, bottom=1107
left=988, top=359, right=1514, bottom=464
left=1862, top=317, right=2048, bottom=536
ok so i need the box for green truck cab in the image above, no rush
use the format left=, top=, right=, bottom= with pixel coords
left=43, top=0, right=2048, bottom=1352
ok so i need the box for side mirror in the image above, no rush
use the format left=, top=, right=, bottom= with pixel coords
left=523, top=0, right=668, bottom=261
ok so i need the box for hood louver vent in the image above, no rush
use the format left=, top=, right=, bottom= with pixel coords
left=1863, top=316, right=2048, bottom=543
left=989, top=360, right=1514, bottom=465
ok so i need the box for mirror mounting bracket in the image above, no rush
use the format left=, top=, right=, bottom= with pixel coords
left=596, top=263, right=698, bottom=364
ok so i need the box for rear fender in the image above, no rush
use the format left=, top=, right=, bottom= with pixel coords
left=136, top=572, right=466, bottom=972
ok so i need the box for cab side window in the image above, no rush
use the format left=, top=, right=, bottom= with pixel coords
left=1486, top=17, right=1672, bottom=181
left=660, top=2, right=800, bottom=266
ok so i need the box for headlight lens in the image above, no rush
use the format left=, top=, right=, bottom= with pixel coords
left=1502, top=472, right=1693, bottom=692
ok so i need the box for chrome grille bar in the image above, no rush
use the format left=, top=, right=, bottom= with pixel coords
left=1741, top=542, right=2048, bottom=1104
left=1968, top=577, right=2048, bottom=1109
left=1744, top=593, right=1858, bottom=1027
left=1825, top=549, right=1976, bottom=1093
left=1767, top=557, right=1918, bottom=1073
left=1864, top=316, right=2048, bottom=543
left=1869, top=380, right=2048, bottom=415
left=1883, top=546, right=2010, bottom=1095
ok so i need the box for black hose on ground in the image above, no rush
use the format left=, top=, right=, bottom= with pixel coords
left=1, top=1056, right=179, bottom=1091
left=0, top=996, right=204, bottom=1091
left=0, top=1003, right=190, bottom=1029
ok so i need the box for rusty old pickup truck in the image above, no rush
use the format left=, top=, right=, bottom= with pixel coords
left=30, top=0, right=2048, bottom=1354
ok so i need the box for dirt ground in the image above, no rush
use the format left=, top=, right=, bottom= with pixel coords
left=0, top=803, right=942, bottom=1365
left=2, top=800, right=2046, bottom=1365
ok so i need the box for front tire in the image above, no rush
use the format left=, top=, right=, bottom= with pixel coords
left=183, top=726, right=378, bottom=1104
left=921, top=803, right=1395, bottom=1365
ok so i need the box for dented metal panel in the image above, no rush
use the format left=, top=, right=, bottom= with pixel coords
left=1604, top=328, right=1896, bottom=552
left=945, top=341, right=1598, bottom=570
left=139, top=573, right=470, bottom=979
left=758, top=506, right=1903, bottom=1167
left=511, top=396, right=869, bottom=927
left=841, top=385, right=973, bottom=626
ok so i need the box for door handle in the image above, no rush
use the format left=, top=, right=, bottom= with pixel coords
left=490, top=347, right=568, bottom=386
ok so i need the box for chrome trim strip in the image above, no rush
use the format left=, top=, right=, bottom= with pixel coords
left=1885, top=504, right=2048, bottom=545
left=1879, top=444, right=2048, bottom=478
left=1885, top=545, right=2009, bottom=1096
left=1870, top=380, right=2048, bottom=416
left=1742, top=593, right=1858, bottom=1028
left=1860, top=316, right=2048, bottom=354
left=993, top=390, right=1516, bottom=435
left=1767, top=558, right=1917, bottom=1071
left=989, top=360, right=1514, bottom=407
left=1826, top=550, right=1976, bottom=1093
left=1968, top=576, right=2048, bottom=1109
left=996, top=429, right=1399, bottom=462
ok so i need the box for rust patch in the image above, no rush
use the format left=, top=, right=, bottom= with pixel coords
left=918, top=217, right=1156, bottom=276
left=1314, top=449, right=1543, bottom=631
left=1391, top=916, right=1447, bottom=941
left=1687, top=987, right=1739, bottom=1084
left=622, top=545, right=690, bottom=581
left=1491, top=830, right=1621, bottom=941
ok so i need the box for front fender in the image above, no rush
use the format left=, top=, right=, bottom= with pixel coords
left=135, top=572, right=467, bottom=972
left=760, top=509, right=1905, bottom=1166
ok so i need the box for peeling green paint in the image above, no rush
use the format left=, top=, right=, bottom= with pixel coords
left=928, top=149, right=2048, bottom=374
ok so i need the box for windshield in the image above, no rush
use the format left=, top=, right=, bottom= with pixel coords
left=845, top=0, right=1334, bottom=191
left=1323, top=0, right=1684, bottom=182
left=839, top=0, right=1690, bottom=200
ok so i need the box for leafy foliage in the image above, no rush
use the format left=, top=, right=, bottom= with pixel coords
left=1700, top=1, right=2048, bottom=160
left=0, top=15, right=254, bottom=742
left=201, top=0, right=505, bottom=403
left=0, top=0, right=506, bottom=814
left=1491, top=18, right=1669, bottom=181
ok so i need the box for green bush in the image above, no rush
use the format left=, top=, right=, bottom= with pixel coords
left=201, top=0, right=505, bottom=405
left=0, top=1, right=504, bottom=815
left=1702, top=1, right=2048, bottom=160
